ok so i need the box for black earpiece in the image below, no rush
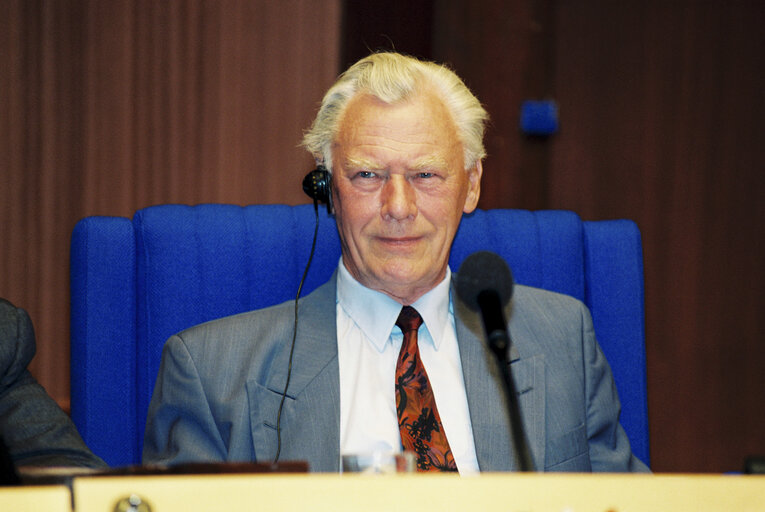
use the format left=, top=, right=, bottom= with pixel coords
left=302, top=165, right=333, bottom=214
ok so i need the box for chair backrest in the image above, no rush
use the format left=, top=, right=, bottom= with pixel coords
left=70, top=204, right=649, bottom=467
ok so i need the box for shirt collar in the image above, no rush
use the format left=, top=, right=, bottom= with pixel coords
left=336, top=257, right=452, bottom=352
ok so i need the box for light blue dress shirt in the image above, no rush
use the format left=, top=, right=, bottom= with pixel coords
left=335, top=258, right=479, bottom=474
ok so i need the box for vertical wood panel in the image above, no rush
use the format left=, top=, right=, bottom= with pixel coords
left=548, top=1, right=765, bottom=472
left=1, top=0, right=341, bottom=410
left=432, top=0, right=552, bottom=210
left=341, top=0, right=434, bottom=68
left=431, top=0, right=765, bottom=472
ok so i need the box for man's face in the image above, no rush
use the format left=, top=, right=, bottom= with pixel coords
left=331, top=90, right=482, bottom=305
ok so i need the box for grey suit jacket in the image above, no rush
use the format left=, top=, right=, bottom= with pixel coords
left=0, top=299, right=107, bottom=468
left=143, top=275, right=648, bottom=472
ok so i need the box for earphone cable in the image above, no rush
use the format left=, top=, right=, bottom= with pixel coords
left=273, top=202, right=320, bottom=464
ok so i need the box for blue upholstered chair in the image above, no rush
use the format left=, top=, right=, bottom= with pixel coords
left=70, top=204, right=649, bottom=468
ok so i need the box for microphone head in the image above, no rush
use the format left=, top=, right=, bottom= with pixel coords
left=455, top=251, right=514, bottom=311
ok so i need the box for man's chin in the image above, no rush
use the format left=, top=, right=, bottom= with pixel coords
left=372, top=269, right=443, bottom=301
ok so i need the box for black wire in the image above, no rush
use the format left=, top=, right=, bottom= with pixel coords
left=273, top=201, right=320, bottom=464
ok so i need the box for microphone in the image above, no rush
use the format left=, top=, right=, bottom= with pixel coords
left=455, top=251, right=535, bottom=472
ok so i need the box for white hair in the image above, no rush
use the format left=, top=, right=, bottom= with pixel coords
left=302, top=52, right=489, bottom=172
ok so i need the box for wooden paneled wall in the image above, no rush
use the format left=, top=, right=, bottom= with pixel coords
left=549, top=2, right=765, bottom=474
left=429, top=0, right=765, bottom=472
left=1, top=0, right=340, bottom=406
left=2, top=0, right=763, bottom=473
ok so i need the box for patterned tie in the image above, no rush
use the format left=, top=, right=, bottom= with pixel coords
left=395, top=306, right=458, bottom=472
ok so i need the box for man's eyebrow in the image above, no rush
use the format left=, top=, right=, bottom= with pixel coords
left=411, top=155, right=449, bottom=170
left=343, top=156, right=382, bottom=170
left=342, top=155, right=449, bottom=171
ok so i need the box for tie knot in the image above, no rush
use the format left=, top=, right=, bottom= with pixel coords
left=396, top=306, right=423, bottom=334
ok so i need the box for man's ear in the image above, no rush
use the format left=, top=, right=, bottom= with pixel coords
left=463, top=160, right=483, bottom=214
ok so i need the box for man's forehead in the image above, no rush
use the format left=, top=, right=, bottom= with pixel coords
left=339, top=87, right=452, bottom=129
left=332, top=88, right=462, bottom=171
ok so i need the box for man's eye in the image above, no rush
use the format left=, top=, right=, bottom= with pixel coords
left=416, top=172, right=435, bottom=179
left=355, top=171, right=376, bottom=179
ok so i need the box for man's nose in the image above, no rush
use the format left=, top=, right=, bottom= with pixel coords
left=381, top=175, right=417, bottom=221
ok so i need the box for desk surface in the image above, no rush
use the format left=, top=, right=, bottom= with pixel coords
left=0, top=485, right=71, bottom=512
left=72, top=472, right=765, bottom=512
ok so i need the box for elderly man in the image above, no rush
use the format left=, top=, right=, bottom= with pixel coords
left=143, top=52, right=648, bottom=473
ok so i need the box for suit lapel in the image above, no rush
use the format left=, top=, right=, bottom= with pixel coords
left=454, top=285, right=546, bottom=471
left=247, top=276, right=341, bottom=471
left=247, top=274, right=547, bottom=472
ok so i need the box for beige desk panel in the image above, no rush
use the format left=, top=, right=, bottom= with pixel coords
left=0, top=485, right=71, bottom=512
left=73, top=473, right=765, bottom=512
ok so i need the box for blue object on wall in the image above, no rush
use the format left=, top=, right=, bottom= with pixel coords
left=520, top=100, right=559, bottom=135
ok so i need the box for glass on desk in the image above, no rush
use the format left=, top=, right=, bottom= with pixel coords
left=341, top=451, right=416, bottom=474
